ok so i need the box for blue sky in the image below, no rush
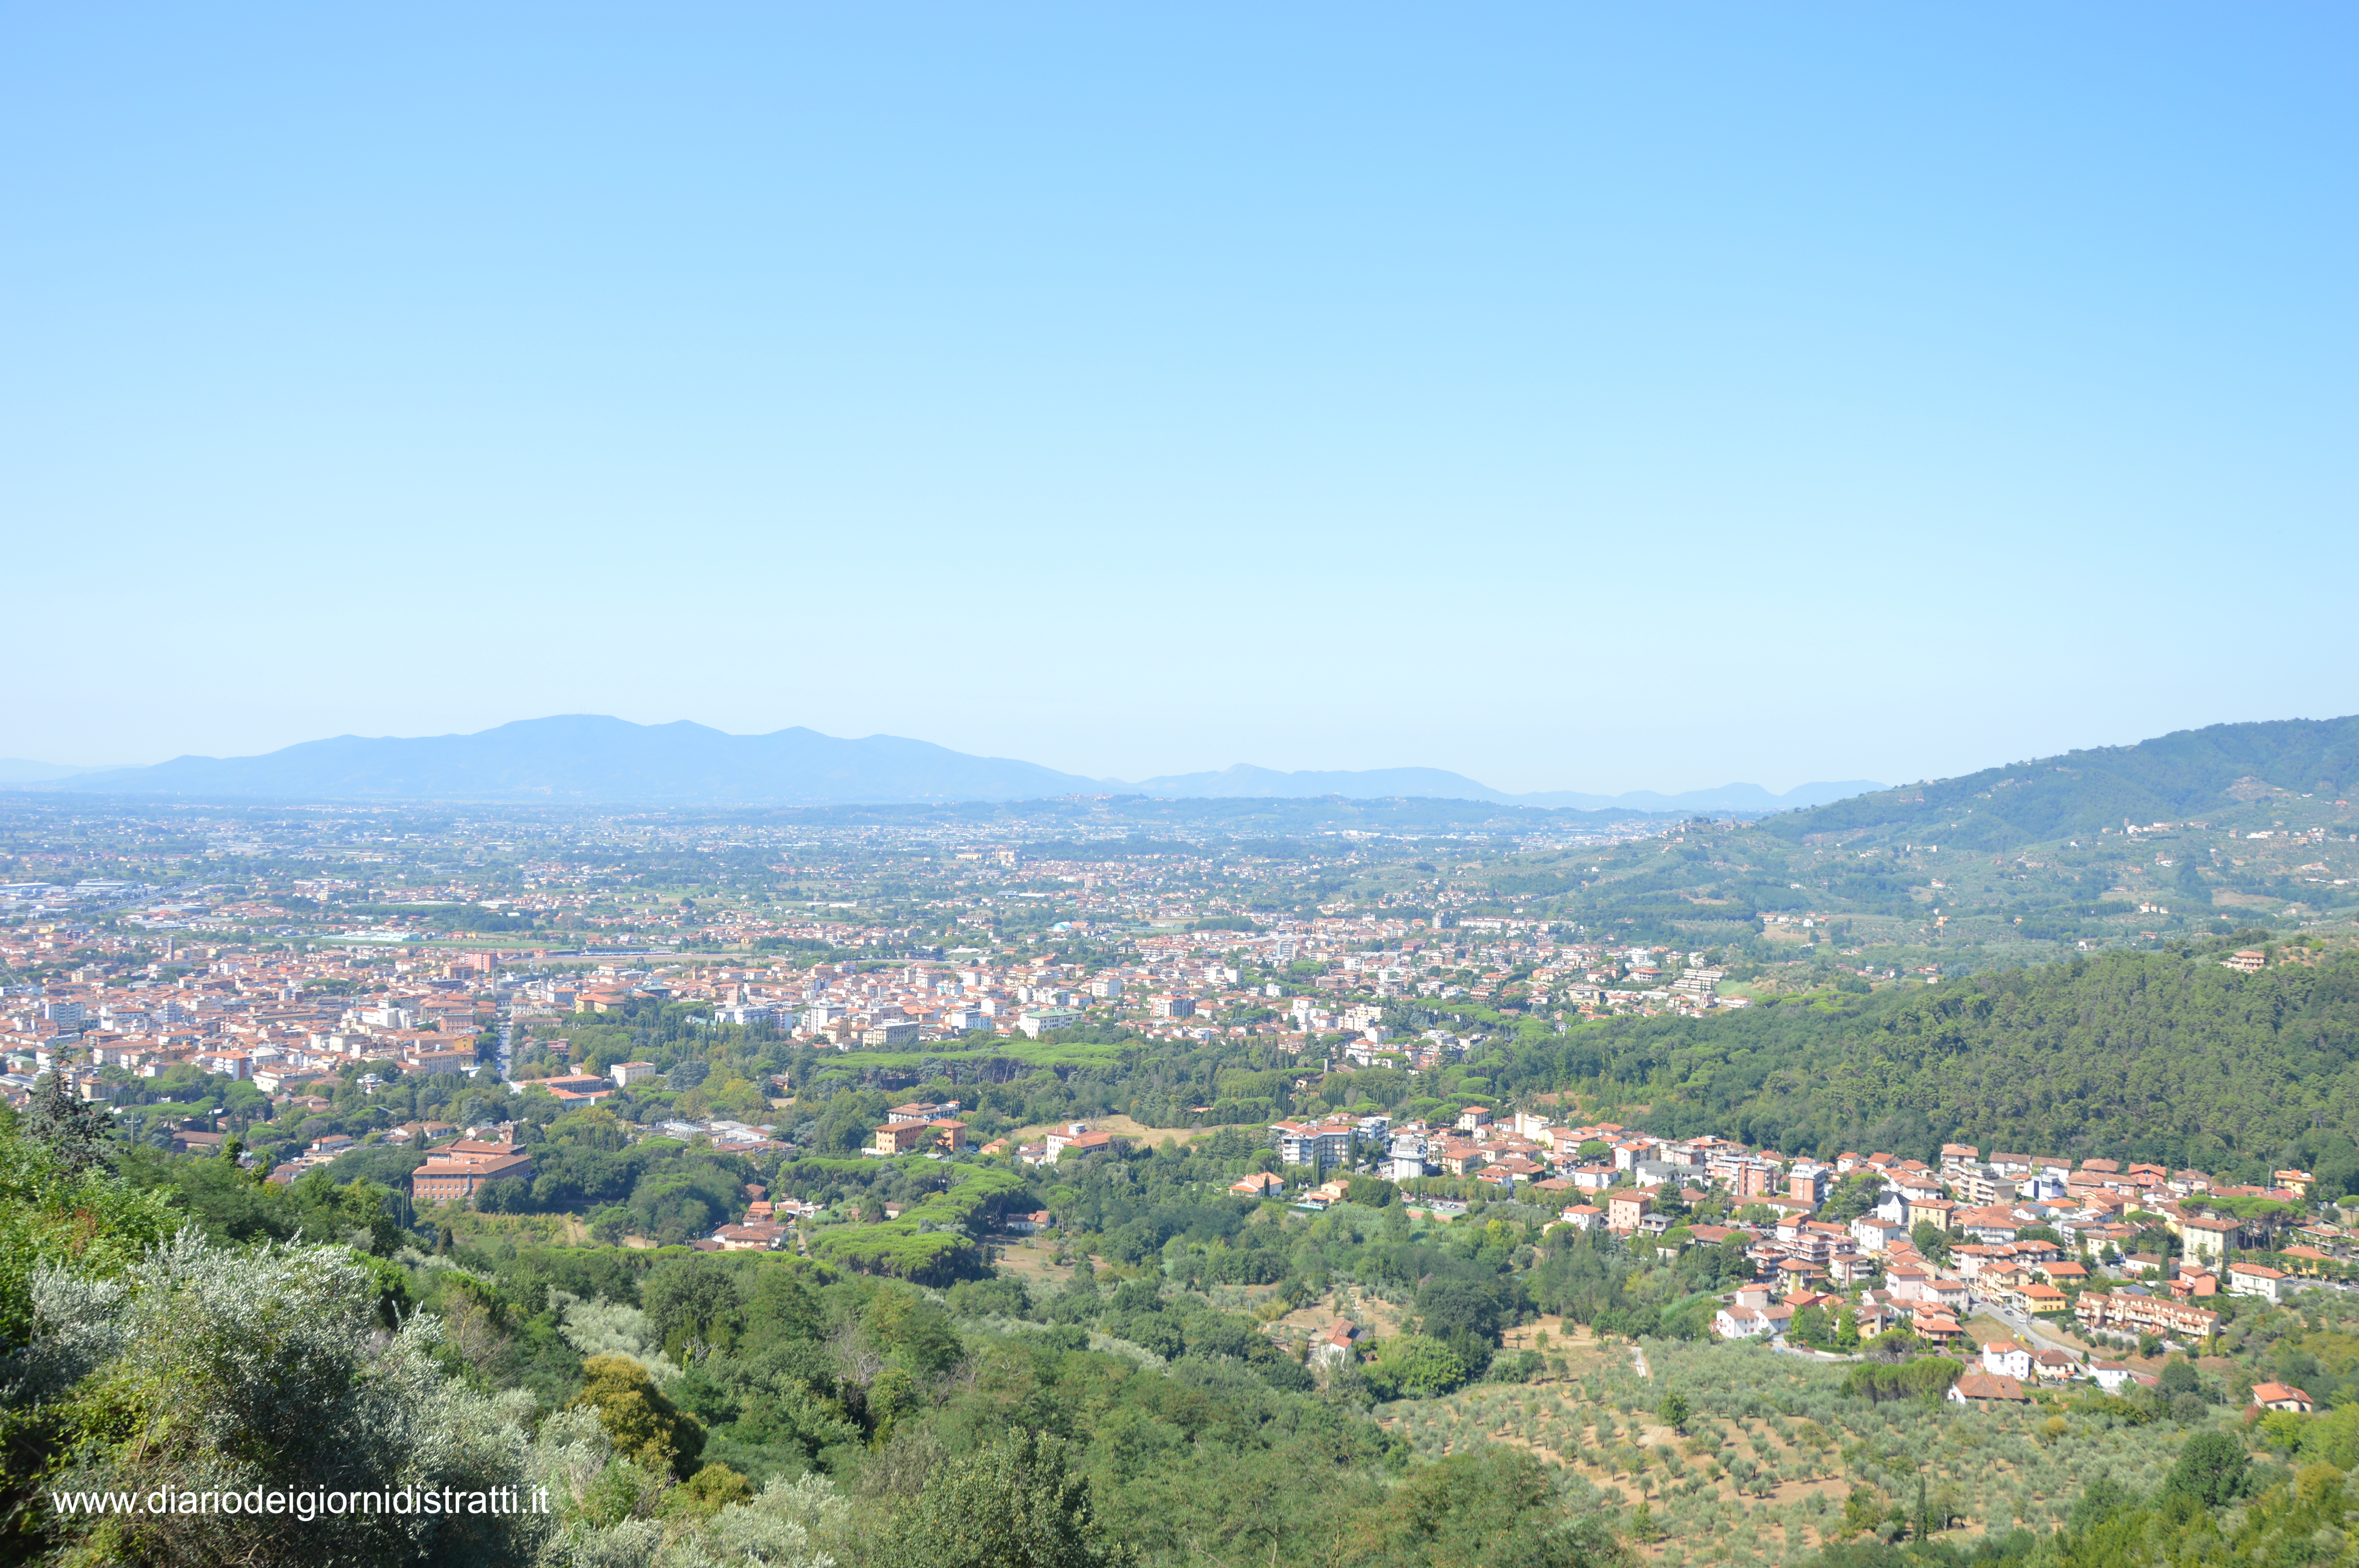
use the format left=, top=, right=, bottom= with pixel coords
left=4, top=5, right=2352, bottom=793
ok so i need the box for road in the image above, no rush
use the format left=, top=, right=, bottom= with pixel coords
left=1771, top=1341, right=1860, bottom=1363
left=1977, top=1298, right=2094, bottom=1358
left=494, top=989, right=516, bottom=1080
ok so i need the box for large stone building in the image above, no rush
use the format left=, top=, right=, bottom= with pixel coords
left=410, top=1136, right=534, bottom=1205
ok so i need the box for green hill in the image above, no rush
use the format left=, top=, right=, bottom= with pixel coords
left=1487, top=940, right=2359, bottom=1185
left=1770, top=713, right=2359, bottom=850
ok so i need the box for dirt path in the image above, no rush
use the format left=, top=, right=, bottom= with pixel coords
left=1003, top=1114, right=1196, bottom=1146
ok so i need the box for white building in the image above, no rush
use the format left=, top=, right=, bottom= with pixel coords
left=1850, top=1215, right=1912, bottom=1254
left=1386, top=1131, right=1430, bottom=1182
left=1715, top=1302, right=1793, bottom=1340
left=1018, top=1007, right=1082, bottom=1039
left=1979, top=1339, right=2032, bottom=1380
left=1271, top=1119, right=1356, bottom=1171
left=2228, top=1262, right=2294, bottom=1305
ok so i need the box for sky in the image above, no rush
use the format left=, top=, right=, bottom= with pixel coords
left=4, top=5, right=2352, bottom=795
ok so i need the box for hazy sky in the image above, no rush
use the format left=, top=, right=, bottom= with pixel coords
left=5, top=6, right=2352, bottom=793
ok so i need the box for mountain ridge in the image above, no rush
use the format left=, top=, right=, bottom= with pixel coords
left=1771, top=713, right=2359, bottom=849
left=44, top=717, right=1101, bottom=806
left=24, top=713, right=2346, bottom=821
left=18, top=715, right=1876, bottom=811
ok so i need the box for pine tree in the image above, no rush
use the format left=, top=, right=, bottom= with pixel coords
left=27, top=1070, right=115, bottom=1174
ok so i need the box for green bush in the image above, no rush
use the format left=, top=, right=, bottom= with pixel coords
left=1366, top=1335, right=1471, bottom=1399
left=1839, top=1357, right=1963, bottom=1404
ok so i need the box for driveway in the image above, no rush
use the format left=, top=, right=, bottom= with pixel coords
left=1977, top=1299, right=2085, bottom=1358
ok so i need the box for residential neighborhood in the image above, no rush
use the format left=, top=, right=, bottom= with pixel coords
left=7, top=804, right=2356, bottom=1410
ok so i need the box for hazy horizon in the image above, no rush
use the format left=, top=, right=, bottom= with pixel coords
left=5, top=7, right=2352, bottom=792
left=8, top=701, right=2354, bottom=803
left=1, top=714, right=1892, bottom=802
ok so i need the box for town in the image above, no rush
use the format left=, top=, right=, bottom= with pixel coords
left=10, top=6, right=2354, bottom=1558
left=1304, top=1111, right=2326, bottom=1407
left=6, top=856, right=2343, bottom=1424
left=7, top=791, right=2359, bottom=1568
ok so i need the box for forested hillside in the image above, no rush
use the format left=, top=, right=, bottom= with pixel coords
left=1771, top=713, right=2359, bottom=850
left=1486, top=944, right=2359, bottom=1181
left=0, top=1096, right=1637, bottom=1568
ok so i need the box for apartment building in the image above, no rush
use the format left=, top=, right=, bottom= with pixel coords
left=2074, top=1291, right=2221, bottom=1341
left=410, top=1137, right=534, bottom=1205
left=1270, top=1118, right=1357, bottom=1171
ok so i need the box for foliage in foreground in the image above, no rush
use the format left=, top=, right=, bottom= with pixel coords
left=0, top=1099, right=1636, bottom=1568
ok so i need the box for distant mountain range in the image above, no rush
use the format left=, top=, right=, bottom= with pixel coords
left=1127, top=764, right=1879, bottom=814
left=35, top=718, right=1097, bottom=806
left=8, top=715, right=1880, bottom=812
left=1772, top=713, right=2359, bottom=849
left=27, top=711, right=2349, bottom=825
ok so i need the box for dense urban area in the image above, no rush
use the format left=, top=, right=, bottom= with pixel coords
left=7, top=753, right=2359, bottom=1568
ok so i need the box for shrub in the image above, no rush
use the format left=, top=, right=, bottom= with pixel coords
left=1366, top=1334, right=1471, bottom=1400
left=2164, top=1429, right=2248, bottom=1508
left=1841, top=1357, right=1963, bottom=1404
left=569, top=1353, right=707, bottom=1478
left=36, top=1233, right=539, bottom=1566
left=874, top=1427, right=1130, bottom=1568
